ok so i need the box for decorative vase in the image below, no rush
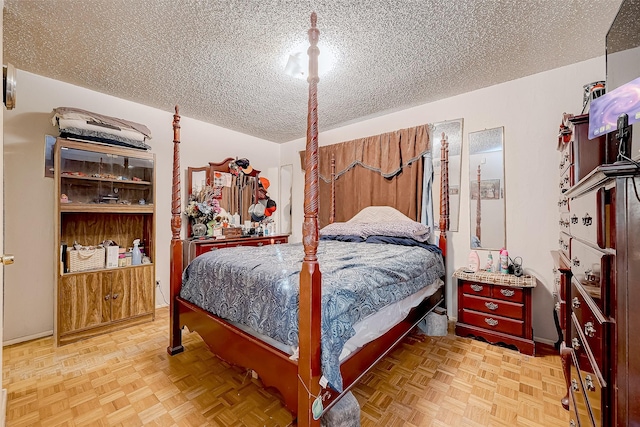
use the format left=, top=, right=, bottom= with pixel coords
left=192, top=222, right=207, bottom=238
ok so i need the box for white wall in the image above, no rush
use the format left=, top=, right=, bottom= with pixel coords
left=280, top=57, right=606, bottom=344
left=3, top=70, right=281, bottom=343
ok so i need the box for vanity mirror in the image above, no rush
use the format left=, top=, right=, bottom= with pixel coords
left=468, top=127, right=506, bottom=250
left=431, top=119, right=463, bottom=232
left=187, top=158, right=259, bottom=233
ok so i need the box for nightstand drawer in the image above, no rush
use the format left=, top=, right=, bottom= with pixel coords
left=491, top=286, right=524, bottom=303
left=460, top=309, right=524, bottom=336
left=461, top=294, right=524, bottom=320
left=461, top=281, right=491, bottom=297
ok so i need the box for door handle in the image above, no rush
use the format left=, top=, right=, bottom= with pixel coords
left=1, top=254, right=15, bottom=266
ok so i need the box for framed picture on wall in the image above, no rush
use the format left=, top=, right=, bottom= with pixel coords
left=470, top=179, right=501, bottom=200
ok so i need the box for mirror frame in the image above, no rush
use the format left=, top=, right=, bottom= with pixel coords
left=468, top=127, right=506, bottom=250
left=279, top=164, right=293, bottom=235
left=430, top=119, right=464, bottom=232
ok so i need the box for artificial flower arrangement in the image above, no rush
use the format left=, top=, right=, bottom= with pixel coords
left=185, top=186, right=221, bottom=224
left=185, top=186, right=234, bottom=237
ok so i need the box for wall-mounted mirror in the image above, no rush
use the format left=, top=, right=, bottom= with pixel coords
left=279, top=164, right=293, bottom=235
left=430, top=119, right=463, bottom=232
left=187, top=158, right=258, bottom=228
left=468, top=127, right=506, bottom=250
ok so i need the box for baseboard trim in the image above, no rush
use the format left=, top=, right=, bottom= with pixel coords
left=2, top=330, right=53, bottom=347
left=533, top=336, right=556, bottom=346
left=1, top=388, right=7, bottom=427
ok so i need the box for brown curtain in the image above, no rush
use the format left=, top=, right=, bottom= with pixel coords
left=301, top=124, right=430, bottom=227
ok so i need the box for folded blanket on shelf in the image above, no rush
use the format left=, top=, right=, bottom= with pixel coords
left=51, top=107, right=152, bottom=150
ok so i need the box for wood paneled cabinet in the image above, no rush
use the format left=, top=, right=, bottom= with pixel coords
left=54, top=138, right=156, bottom=345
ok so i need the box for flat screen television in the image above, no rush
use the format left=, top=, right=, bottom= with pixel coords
left=602, top=0, right=640, bottom=157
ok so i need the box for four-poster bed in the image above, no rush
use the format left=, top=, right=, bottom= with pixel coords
left=167, top=13, right=451, bottom=426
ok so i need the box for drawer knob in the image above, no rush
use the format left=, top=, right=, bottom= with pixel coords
left=104, top=295, right=111, bottom=301
left=500, top=289, right=515, bottom=297
left=572, top=257, right=580, bottom=267
left=572, top=297, right=581, bottom=309
left=112, top=293, right=119, bottom=300
left=571, top=215, right=578, bottom=224
left=570, top=420, right=576, bottom=427
left=555, top=277, right=560, bottom=286
left=571, top=378, right=579, bottom=392
left=555, top=302, right=561, bottom=312
left=572, top=337, right=580, bottom=351
left=582, top=213, right=593, bottom=227
left=585, top=321, right=596, bottom=338
left=470, top=284, right=483, bottom=292
left=485, top=302, right=499, bottom=311
left=585, top=375, right=596, bottom=392
left=484, top=318, right=498, bottom=327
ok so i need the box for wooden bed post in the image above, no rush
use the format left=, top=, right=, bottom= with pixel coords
left=298, top=12, right=322, bottom=427
left=329, top=154, right=336, bottom=224
left=167, top=105, right=185, bottom=355
left=438, top=132, right=449, bottom=256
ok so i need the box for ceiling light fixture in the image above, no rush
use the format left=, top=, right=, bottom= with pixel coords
left=283, top=43, right=336, bottom=80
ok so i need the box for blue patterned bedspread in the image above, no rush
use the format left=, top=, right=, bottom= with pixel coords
left=180, top=240, right=444, bottom=391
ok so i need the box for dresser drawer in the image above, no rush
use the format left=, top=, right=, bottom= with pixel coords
left=560, top=166, right=573, bottom=193
left=571, top=351, right=596, bottom=427
left=568, top=391, right=580, bottom=427
left=461, top=294, right=524, bottom=320
left=460, top=281, right=491, bottom=297
left=558, top=193, right=570, bottom=213
left=570, top=187, right=609, bottom=249
left=570, top=279, right=611, bottom=373
left=559, top=232, right=571, bottom=259
left=560, top=212, right=571, bottom=233
left=569, top=239, right=613, bottom=314
left=559, top=142, right=572, bottom=176
left=460, top=309, right=524, bottom=337
left=573, top=331, right=606, bottom=427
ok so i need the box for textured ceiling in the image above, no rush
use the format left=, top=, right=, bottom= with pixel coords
left=3, top=0, right=623, bottom=143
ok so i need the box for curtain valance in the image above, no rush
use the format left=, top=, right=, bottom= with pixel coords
left=300, top=124, right=431, bottom=182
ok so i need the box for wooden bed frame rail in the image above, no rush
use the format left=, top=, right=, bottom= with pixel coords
left=167, top=13, right=449, bottom=427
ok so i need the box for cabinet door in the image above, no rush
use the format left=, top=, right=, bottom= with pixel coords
left=111, top=266, right=154, bottom=321
left=130, top=265, right=154, bottom=317
left=110, top=269, right=129, bottom=322
left=59, top=272, right=109, bottom=334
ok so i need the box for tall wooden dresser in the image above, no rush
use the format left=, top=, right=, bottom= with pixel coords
left=554, top=114, right=640, bottom=426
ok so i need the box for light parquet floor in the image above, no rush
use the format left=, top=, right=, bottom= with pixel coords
left=3, top=307, right=569, bottom=426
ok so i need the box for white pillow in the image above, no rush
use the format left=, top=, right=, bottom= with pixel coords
left=347, top=206, right=414, bottom=223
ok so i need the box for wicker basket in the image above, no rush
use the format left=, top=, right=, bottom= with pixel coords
left=68, top=246, right=105, bottom=272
